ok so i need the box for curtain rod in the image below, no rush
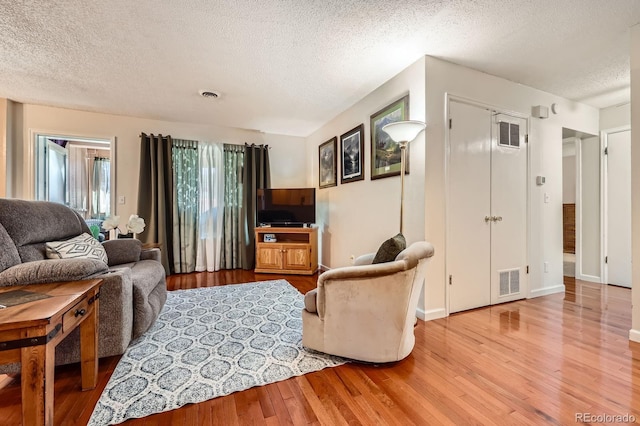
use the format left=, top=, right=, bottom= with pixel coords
left=139, top=134, right=271, bottom=149
left=244, top=143, right=270, bottom=149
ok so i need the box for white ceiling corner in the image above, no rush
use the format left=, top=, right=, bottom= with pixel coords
left=0, top=0, right=638, bottom=137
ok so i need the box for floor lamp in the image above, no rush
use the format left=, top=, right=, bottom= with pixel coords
left=381, top=120, right=426, bottom=235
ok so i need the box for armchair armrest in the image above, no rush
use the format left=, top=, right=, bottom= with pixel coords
left=102, top=239, right=142, bottom=266
left=318, top=260, right=408, bottom=285
left=141, top=248, right=161, bottom=262
left=353, top=253, right=375, bottom=266
left=0, top=259, right=108, bottom=286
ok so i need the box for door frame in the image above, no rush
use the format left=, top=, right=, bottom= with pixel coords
left=444, top=94, right=530, bottom=316
left=601, top=125, right=632, bottom=286
left=26, top=129, right=117, bottom=214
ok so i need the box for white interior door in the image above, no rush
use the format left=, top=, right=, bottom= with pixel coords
left=606, top=129, right=631, bottom=288
left=490, top=115, right=528, bottom=304
left=448, top=101, right=492, bottom=313
left=448, top=101, right=528, bottom=313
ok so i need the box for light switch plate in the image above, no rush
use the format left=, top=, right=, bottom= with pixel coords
left=118, top=195, right=125, bottom=205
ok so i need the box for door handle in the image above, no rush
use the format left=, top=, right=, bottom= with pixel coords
left=485, top=216, right=503, bottom=222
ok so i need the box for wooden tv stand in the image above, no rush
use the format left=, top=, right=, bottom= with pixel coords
left=255, top=227, right=318, bottom=275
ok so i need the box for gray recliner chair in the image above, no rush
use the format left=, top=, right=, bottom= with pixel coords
left=0, top=198, right=167, bottom=367
left=302, top=241, right=434, bottom=363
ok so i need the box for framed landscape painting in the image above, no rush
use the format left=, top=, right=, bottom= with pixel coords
left=370, top=95, right=409, bottom=180
left=319, top=137, right=337, bottom=189
left=340, top=124, right=365, bottom=184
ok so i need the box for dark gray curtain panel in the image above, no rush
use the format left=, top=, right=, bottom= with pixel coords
left=137, top=133, right=175, bottom=275
left=242, top=143, right=270, bottom=270
left=221, top=144, right=245, bottom=270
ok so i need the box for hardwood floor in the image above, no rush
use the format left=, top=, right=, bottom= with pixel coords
left=0, top=273, right=639, bottom=425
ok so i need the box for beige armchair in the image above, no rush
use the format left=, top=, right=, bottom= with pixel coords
left=302, top=241, right=434, bottom=363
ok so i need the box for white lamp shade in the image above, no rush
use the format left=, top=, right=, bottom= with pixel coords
left=381, top=120, right=426, bottom=143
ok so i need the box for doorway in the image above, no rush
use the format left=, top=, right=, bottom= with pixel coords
left=562, top=137, right=577, bottom=278
left=562, top=128, right=602, bottom=285
left=447, top=99, right=529, bottom=314
left=34, top=133, right=114, bottom=220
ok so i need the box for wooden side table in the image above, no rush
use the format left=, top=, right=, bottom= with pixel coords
left=0, top=279, right=102, bottom=426
left=142, top=242, right=161, bottom=250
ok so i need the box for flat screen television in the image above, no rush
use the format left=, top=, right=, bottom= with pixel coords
left=256, top=188, right=316, bottom=227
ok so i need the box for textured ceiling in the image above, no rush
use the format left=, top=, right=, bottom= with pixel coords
left=0, top=0, right=639, bottom=137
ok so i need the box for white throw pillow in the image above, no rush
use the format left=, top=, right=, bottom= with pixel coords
left=46, top=233, right=108, bottom=265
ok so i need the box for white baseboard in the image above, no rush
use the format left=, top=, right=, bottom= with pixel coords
left=417, top=307, right=447, bottom=321
left=629, top=329, right=640, bottom=343
left=529, top=285, right=565, bottom=298
left=318, top=264, right=330, bottom=272
left=576, top=274, right=601, bottom=284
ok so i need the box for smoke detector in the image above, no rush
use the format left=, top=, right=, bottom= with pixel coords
left=199, top=90, right=221, bottom=99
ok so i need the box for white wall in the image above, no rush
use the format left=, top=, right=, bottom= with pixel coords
left=630, top=24, right=640, bottom=341
left=601, top=103, right=631, bottom=130
left=305, top=57, right=426, bottom=270
left=579, top=136, right=601, bottom=280
left=9, top=104, right=307, bottom=221
left=0, top=98, right=7, bottom=197
left=562, top=140, right=576, bottom=204
left=423, top=56, right=599, bottom=318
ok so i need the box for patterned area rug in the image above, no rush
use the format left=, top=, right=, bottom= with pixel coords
left=89, top=279, right=345, bottom=425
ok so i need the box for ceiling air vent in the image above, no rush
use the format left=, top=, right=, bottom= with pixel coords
left=199, top=90, right=220, bottom=99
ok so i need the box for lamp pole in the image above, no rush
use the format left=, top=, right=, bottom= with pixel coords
left=399, top=140, right=408, bottom=235
left=381, top=120, right=426, bottom=236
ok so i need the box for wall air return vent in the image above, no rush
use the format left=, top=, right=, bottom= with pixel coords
left=498, top=121, right=520, bottom=148
left=499, top=268, right=521, bottom=296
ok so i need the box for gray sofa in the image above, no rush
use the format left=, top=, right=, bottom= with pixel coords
left=0, top=198, right=167, bottom=367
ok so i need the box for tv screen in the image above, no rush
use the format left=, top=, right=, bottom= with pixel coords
left=257, top=188, right=316, bottom=226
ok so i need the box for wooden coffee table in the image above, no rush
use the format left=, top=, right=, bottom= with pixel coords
left=0, top=279, right=102, bottom=426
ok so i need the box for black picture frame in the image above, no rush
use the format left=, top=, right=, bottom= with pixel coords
left=340, top=124, right=365, bottom=184
left=319, top=137, right=337, bottom=189
left=370, top=94, right=410, bottom=180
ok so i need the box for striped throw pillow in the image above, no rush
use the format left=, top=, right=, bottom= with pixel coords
left=46, top=233, right=108, bottom=265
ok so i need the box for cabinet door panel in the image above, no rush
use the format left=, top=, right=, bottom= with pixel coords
left=256, top=245, right=283, bottom=269
left=282, top=245, right=310, bottom=270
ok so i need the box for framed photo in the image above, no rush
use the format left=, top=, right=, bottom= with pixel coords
left=370, top=95, right=410, bottom=180
left=318, top=137, right=337, bottom=189
left=340, top=124, right=365, bottom=184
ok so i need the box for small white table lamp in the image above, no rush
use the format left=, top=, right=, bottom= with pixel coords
left=381, top=120, right=426, bottom=235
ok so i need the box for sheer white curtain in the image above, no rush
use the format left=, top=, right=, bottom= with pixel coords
left=68, top=146, right=88, bottom=215
left=196, top=142, right=225, bottom=272
left=92, top=157, right=111, bottom=218
left=172, top=139, right=199, bottom=273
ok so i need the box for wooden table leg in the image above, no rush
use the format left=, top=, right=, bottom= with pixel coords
left=21, top=342, right=55, bottom=426
left=80, top=297, right=99, bottom=391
